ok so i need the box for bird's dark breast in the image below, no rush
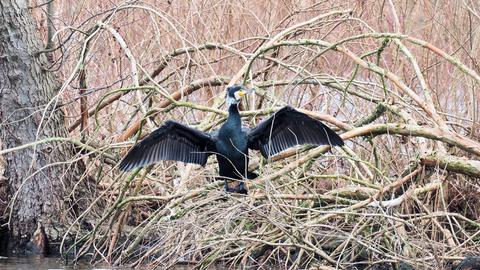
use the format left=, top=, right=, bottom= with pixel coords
left=215, top=130, right=249, bottom=179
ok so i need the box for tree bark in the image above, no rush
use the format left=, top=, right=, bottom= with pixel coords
left=0, top=0, right=83, bottom=254
left=421, top=154, right=480, bottom=178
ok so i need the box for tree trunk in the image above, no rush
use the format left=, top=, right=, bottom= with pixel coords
left=0, top=0, right=83, bottom=255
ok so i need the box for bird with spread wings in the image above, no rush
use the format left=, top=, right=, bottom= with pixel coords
left=119, top=85, right=344, bottom=194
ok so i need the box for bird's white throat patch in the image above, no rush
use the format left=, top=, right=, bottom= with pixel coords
left=226, top=95, right=239, bottom=106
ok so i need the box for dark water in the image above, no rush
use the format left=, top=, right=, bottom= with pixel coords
left=0, top=257, right=200, bottom=269
left=0, top=257, right=134, bottom=270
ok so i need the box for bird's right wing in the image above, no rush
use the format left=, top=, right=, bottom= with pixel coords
left=119, top=120, right=217, bottom=171
left=247, top=106, right=344, bottom=159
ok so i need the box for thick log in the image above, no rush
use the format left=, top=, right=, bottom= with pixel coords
left=421, top=154, right=480, bottom=178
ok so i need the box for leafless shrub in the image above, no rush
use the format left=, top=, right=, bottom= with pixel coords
left=9, top=0, right=480, bottom=269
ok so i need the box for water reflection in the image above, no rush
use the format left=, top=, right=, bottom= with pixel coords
left=0, top=257, right=133, bottom=270
left=0, top=256, right=213, bottom=269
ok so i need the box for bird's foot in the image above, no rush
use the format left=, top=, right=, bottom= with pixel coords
left=225, top=181, right=248, bottom=194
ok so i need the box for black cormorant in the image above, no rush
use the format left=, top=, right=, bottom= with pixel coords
left=119, top=85, right=344, bottom=194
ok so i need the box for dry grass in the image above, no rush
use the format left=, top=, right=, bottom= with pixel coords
left=17, top=0, right=480, bottom=269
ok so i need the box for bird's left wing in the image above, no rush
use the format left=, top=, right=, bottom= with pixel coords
left=247, top=106, right=344, bottom=159
left=119, top=120, right=217, bottom=171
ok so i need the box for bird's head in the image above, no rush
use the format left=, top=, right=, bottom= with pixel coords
left=225, top=85, right=254, bottom=106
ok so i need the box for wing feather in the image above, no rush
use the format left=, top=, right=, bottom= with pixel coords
left=119, top=120, right=217, bottom=171
left=248, top=106, right=344, bottom=159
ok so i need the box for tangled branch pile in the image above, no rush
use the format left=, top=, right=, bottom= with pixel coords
left=28, top=0, right=480, bottom=269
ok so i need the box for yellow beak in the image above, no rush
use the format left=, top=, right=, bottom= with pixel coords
left=237, top=90, right=246, bottom=97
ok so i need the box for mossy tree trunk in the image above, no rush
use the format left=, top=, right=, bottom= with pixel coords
left=0, top=0, right=84, bottom=255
